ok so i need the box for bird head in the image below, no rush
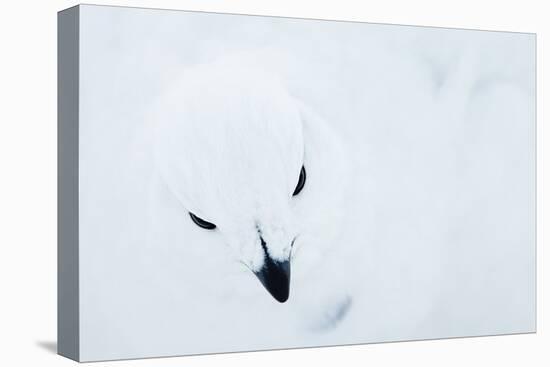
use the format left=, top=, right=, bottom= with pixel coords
left=152, top=62, right=348, bottom=303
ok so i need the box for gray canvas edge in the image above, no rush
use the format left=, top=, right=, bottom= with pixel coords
left=58, top=5, right=80, bottom=362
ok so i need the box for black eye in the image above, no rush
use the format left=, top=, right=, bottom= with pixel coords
left=189, top=212, right=216, bottom=230
left=292, top=166, right=306, bottom=196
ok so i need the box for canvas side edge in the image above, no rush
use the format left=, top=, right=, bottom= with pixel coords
left=57, top=5, right=80, bottom=362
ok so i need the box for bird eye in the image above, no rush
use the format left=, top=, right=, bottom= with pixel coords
left=189, top=212, right=216, bottom=230
left=292, top=166, right=306, bottom=196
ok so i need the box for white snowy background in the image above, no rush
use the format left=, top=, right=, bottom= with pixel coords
left=77, top=4, right=535, bottom=361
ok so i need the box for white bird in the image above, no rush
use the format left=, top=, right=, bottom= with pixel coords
left=146, top=59, right=354, bottom=335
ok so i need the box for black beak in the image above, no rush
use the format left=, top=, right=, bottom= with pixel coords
left=253, top=239, right=291, bottom=303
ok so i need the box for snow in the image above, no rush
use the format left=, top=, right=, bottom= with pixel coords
left=77, top=4, right=535, bottom=361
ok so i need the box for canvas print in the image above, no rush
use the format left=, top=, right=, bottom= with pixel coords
left=58, top=4, right=536, bottom=362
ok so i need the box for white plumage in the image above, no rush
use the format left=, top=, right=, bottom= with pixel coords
left=146, top=59, right=354, bottom=341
